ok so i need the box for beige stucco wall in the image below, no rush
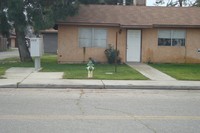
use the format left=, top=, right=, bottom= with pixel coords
left=142, top=28, right=200, bottom=63
left=185, top=29, right=200, bottom=63
left=58, top=25, right=200, bottom=64
left=58, top=25, right=126, bottom=63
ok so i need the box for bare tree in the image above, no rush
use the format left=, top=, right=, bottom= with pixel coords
left=193, top=0, right=200, bottom=6
left=155, top=0, right=195, bottom=7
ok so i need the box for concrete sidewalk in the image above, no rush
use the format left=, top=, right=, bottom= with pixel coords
left=127, top=63, right=176, bottom=81
left=0, top=48, right=19, bottom=60
left=0, top=67, right=200, bottom=89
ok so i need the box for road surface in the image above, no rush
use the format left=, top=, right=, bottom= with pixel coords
left=0, top=88, right=200, bottom=133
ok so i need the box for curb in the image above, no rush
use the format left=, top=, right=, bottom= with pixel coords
left=1, top=83, right=200, bottom=90
left=18, top=84, right=104, bottom=89
left=104, top=85, right=200, bottom=90
left=0, top=84, right=18, bottom=88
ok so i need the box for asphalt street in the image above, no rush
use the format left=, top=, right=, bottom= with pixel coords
left=0, top=88, right=200, bottom=133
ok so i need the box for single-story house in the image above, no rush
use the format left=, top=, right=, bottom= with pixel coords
left=57, top=5, right=200, bottom=64
left=40, top=29, right=58, bottom=54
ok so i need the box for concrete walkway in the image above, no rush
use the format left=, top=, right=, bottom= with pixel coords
left=2, top=67, right=35, bottom=81
left=0, top=67, right=200, bottom=89
left=0, top=48, right=19, bottom=60
left=127, top=63, right=176, bottom=81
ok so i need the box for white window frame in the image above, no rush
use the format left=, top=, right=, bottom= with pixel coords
left=79, top=28, right=107, bottom=48
left=158, top=29, right=186, bottom=46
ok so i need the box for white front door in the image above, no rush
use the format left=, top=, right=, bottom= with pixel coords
left=127, top=30, right=141, bottom=62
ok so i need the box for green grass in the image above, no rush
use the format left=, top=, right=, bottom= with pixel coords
left=0, top=67, right=6, bottom=78
left=41, top=55, right=147, bottom=80
left=0, top=54, right=147, bottom=80
left=149, top=63, right=200, bottom=80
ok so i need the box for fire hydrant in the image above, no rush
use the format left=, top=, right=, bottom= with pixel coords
left=86, top=60, right=94, bottom=78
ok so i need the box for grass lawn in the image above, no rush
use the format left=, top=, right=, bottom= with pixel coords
left=149, top=63, right=200, bottom=80
left=0, top=55, right=147, bottom=80
left=0, top=67, right=6, bottom=78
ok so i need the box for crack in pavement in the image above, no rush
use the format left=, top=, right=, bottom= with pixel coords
left=76, top=89, right=85, bottom=115
left=101, top=80, right=106, bottom=89
left=94, top=106, right=157, bottom=133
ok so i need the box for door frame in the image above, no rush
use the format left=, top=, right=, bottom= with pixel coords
left=126, top=29, right=142, bottom=62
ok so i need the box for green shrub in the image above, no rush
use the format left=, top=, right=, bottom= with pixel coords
left=104, top=44, right=121, bottom=64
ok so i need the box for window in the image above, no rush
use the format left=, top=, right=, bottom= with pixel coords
left=79, top=28, right=92, bottom=47
left=158, top=30, right=186, bottom=46
left=79, top=28, right=107, bottom=48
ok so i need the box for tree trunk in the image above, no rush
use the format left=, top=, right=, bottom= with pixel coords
left=179, top=0, right=183, bottom=6
left=15, top=28, right=32, bottom=62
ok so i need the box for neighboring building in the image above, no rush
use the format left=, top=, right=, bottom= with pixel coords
left=40, top=29, right=58, bottom=54
left=10, top=33, right=16, bottom=48
left=57, top=5, right=200, bottom=64
left=133, top=0, right=146, bottom=6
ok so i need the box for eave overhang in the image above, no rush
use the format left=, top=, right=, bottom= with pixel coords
left=57, top=22, right=200, bottom=29
left=153, top=24, right=200, bottom=28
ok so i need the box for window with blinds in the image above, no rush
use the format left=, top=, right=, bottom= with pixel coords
left=158, top=30, right=186, bottom=46
left=79, top=28, right=107, bottom=48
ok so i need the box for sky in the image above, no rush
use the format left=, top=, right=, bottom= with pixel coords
left=146, top=0, right=157, bottom=6
left=146, top=0, right=196, bottom=6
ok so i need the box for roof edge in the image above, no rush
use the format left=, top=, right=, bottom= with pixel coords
left=120, top=25, right=152, bottom=28
left=57, top=22, right=200, bottom=29
left=153, top=24, right=200, bottom=28
left=57, top=22, right=120, bottom=27
left=57, top=22, right=152, bottom=28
